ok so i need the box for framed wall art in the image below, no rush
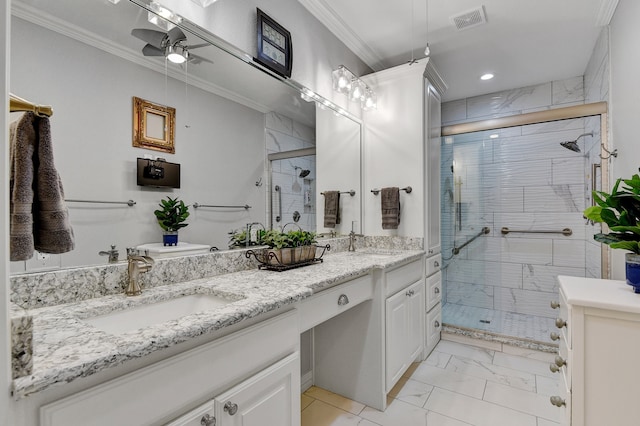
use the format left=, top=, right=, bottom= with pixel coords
left=132, top=96, right=176, bottom=154
left=256, top=8, right=292, bottom=78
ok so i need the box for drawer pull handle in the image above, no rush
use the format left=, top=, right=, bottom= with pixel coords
left=406, top=289, right=415, bottom=297
left=550, top=396, right=566, bottom=407
left=434, top=287, right=440, bottom=294
left=549, top=363, right=560, bottom=373
left=554, top=356, right=567, bottom=367
left=434, top=320, right=440, bottom=328
left=337, top=294, right=350, bottom=306
left=550, top=332, right=560, bottom=341
left=201, top=414, right=216, bottom=426
left=224, top=401, right=238, bottom=416
left=555, top=318, right=567, bottom=329
left=550, top=300, right=560, bottom=309
left=434, top=261, right=440, bottom=268
left=428, top=249, right=434, bottom=254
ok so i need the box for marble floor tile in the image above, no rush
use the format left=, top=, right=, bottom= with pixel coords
left=445, top=355, right=537, bottom=392
left=537, top=419, right=561, bottom=426
left=536, top=375, right=560, bottom=396
left=492, top=351, right=557, bottom=378
left=482, top=381, right=561, bottom=422
left=431, top=340, right=495, bottom=363
left=409, top=363, right=487, bottom=399
left=423, top=350, right=452, bottom=368
left=302, top=400, right=362, bottom=426
left=501, top=344, right=557, bottom=363
left=388, top=376, right=434, bottom=408
left=359, top=398, right=429, bottom=426
left=425, top=411, right=474, bottom=425
left=424, top=387, right=537, bottom=426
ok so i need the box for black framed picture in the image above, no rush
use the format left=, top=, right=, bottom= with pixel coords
left=256, top=8, right=292, bottom=78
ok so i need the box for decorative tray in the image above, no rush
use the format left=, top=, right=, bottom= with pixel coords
left=245, top=244, right=331, bottom=271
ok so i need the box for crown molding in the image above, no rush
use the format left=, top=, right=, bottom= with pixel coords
left=10, top=2, right=271, bottom=113
left=297, top=0, right=387, bottom=71
left=595, top=0, right=619, bottom=26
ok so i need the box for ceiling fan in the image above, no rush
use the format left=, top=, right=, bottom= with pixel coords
left=131, top=27, right=210, bottom=64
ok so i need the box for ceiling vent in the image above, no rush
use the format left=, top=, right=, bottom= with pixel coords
left=451, top=6, right=487, bottom=31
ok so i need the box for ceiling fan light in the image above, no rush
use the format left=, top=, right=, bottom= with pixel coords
left=148, top=1, right=181, bottom=31
left=190, top=0, right=219, bottom=6
left=167, top=45, right=188, bottom=64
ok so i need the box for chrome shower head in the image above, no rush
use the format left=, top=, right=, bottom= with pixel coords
left=295, top=166, right=311, bottom=178
left=560, top=140, right=581, bottom=152
left=559, top=132, right=594, bottom=153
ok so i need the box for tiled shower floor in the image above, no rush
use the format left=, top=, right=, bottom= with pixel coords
left=442, top=303, right=556, bottom=344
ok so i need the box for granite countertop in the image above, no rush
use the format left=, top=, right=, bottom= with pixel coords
left=11, top=249, right=423, bottom=399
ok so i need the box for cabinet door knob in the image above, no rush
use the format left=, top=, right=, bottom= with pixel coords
left=555, top=318, right=567, bottom=329
left=549, top=363, right=560, bottom=373
left=200, top=414, right=216, bottom=426
left=434, top=320, right=440, bottom=328
left=224, top=401, right=238, bottom=416
left=550, top=332, right=560, bottom=341
left=434, top=261, right=440, bottom=268
left=428, top=249, right=434, bottom=254
left=434, top=287, right=440, bottom=294
left=554, top=356, right=567, bottom=367
left=337, top=294, right=349, bottom=306
left=550, top=300, right=560, bottom=309
left=550, top=396, right=566, bottom=407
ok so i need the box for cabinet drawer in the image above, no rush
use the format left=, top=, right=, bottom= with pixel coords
left=550, top=371, right=571, bottom=426
left=300, top=275, right=373, bottom=332
left=166, top=401, right=215, bottom=426
left=425, top=254, right=442, bottom=277
left=386, top=259, right=423, bottom=297
left=425, top=303, right=442, bottom=354
left=558, top=288, right=571, bottom=348
left=426, top=271, right=442, bottom=312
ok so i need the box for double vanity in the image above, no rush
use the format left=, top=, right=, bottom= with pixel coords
left=9, top=239, right=438, bottom=426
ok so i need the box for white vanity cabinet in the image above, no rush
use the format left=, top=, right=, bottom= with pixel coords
left=424, top=254, right=442, bottom=355
left=385, top=279, right=424, bottom=390
left=552, top=276, right=640, bottom=426
left=38, top=310, right=299, bottom=426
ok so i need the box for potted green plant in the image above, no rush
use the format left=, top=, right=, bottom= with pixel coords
left=154, top=196, right=190, bottom=246
left=258, top=228, right=317, bottom=265
left=583, top=173, right=640, bottom=292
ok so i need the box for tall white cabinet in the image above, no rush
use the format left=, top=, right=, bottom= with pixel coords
left=552, top=276, right=640, bottom=426
left=362, top=58, right=446, bottom=357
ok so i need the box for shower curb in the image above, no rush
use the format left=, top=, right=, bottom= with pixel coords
left=442, top=324, right=559, bottom=353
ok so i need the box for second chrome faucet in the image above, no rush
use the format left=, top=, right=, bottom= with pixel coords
left=126, top=248, right=154, bottom=296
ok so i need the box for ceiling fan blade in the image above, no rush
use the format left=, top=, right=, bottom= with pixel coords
left=142, top=44, right=165, bottom=57
left=185, top=43, right=209, bottom=50
left=131, top=28, right=167, bottom=49
left=167, top=27, right=187, bottom=45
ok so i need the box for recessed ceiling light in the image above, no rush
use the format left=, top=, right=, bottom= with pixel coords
left=480, top=73, right=494, bottom=81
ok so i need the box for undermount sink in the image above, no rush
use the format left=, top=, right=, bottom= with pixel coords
left=84, top=294, right=237, bottom=335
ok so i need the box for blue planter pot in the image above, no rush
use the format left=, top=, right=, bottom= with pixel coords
left=626, top=253, right=640, bottom=293
left=163, top=232, right=178, bottom=246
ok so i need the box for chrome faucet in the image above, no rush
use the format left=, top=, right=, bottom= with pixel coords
left=99, top=244, right=119, bottom=263
left=348, top=230, right=364, bottom=252
left=246, top=222, right=264, bottom=247
left=126, top=248, right=154, bottom=296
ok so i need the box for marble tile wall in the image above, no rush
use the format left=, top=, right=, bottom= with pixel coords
left=265, top=112, right=316, bottom=232
left=441, top=77, right=596, bottom=326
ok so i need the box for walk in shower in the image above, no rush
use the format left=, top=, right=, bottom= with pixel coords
left=440, top=113, right=605, bottom=345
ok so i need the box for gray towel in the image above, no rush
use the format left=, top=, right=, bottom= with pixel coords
left=381, top=187, right=400, bottom=230
left=323, top=191, right=341, bottom=228
left=10, top=112, right=74, bottom=261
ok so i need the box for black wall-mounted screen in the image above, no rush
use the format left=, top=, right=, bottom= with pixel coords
left=137, top=158, right=180, bottom=188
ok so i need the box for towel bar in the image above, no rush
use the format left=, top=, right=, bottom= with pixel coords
left=193, top=203, right=251, bottom=210
left=501, top=227, right=572, bottom=236
left=65, top=199, right=136, bottom=207
left=321, top=190, right=356, bottom=196
left=371, top=186, right=412, bottom=195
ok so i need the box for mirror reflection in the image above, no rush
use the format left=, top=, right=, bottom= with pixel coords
left=9, top=0, right=361, bottom=273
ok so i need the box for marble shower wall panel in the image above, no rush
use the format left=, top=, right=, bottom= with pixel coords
left=265, top=112, right=316, bottom=231
left=523, top=185, right=585, bottom=213
left=446, top=260, right=523, bottom=289
left=523, top=264, right=586, bottom=293
left=442, top=76, right=586, bottom=126
left=496, top=287, right=559, bottom=319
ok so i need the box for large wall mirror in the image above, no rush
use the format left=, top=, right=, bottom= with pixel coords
left=9, top=0, right=362, bottom=273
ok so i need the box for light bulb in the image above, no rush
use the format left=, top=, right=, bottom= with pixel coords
left=424, top=43, right=431, bottom=57
left=166, top=45, right=187, bottom=64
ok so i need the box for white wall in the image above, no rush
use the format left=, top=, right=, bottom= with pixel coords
left=1, top=1, right=12, bottom=424
left=10, top=17, right=267, bottom=270
left=159, top=0, right=370, bottom=116
left=609, top=0, right=640, bottom=280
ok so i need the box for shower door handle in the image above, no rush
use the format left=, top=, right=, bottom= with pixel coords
left=274, top=185, right=282, bottom=223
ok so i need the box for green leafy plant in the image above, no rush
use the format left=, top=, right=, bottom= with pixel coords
left=154, top=196, right=190, bottom=232
left=584, top=173, right=640, bottom=254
